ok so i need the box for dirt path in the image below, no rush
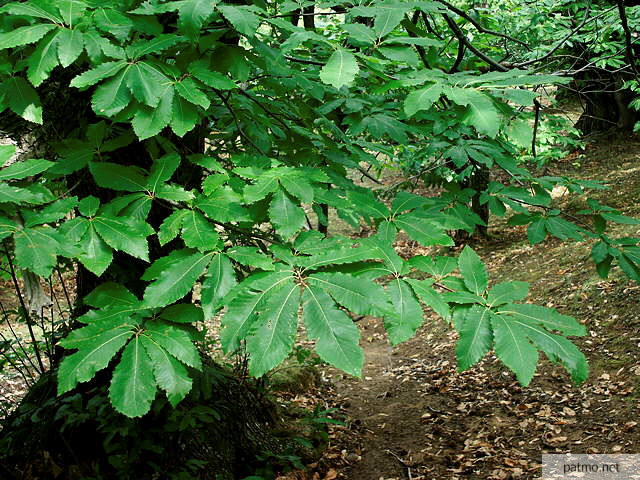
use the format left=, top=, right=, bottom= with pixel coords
left=321, top=136, right=640, bottom=480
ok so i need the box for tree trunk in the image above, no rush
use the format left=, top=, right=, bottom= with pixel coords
left=573, top=70, right=639, bottom=134
left=454, top=165, right=490, bottom=243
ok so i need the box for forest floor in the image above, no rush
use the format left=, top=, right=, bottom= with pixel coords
left=286, top=133, right=640, bottom=480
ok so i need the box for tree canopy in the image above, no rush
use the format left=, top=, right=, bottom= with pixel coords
left=0, top=0, right=638, bottom=424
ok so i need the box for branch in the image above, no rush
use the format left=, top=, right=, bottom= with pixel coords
left=513, top=3, right=619, bottom=69
left=284, top=55, right=324, bottom=66
left=214, top=90, right=265, bottom=155
left=443, top=15, right=508, bottom=72
left=436, top=0, right=531, bottom=49
left=449, top=33, right=466, bottom=73
left=617, top=0, right=639, bottom=77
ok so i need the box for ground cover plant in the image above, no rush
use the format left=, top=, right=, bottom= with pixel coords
left=0, top=0, right=638, bottom=478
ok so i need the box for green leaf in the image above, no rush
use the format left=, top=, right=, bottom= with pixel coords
left=0, top=216, right=17, bottom=241
left=302, top=285, right=363, bottom=376
left=196, top=188, right=251, bottom=223
left=22, top=196, right=77, bottom=227
left=347, top=190, right=389, bottom=219
left=491, top=314, right=538, bottom=385
left=178, top=0, right=216, bottom=37
left=2, top=3, right=63, bottom=22
left=92, top=68, right=132, bottom=116
left=220, top=271, right=294, bottom=351
left=458, top=246, right=488, bottom=295
left=393, top=213, right=454, bottom=247
left=155, top=184, right=194, bottom=202
left=227, top=246, right=274, bottom=271
left=307, top=272, right=391, bottom=317
left=378, top=46, right=420, bottom=65
left=407, top=255, right=457, bottom=278
left=202, top=174, right=229, bottom=195
left=319, top=48, right=359, bottom=89
left=160, top=304, right=204, bottom=324
left=94, top=8, right=133, bottom=41
left=142, top=249, right=192, bottom=281
left=58, top=322, right=133, bottom=394
left=56, top=28, right=84, bottom=67
left=218, top=5, right=260, bottom=37
left=487, top=282, right=529, bottom=306
left=145, top=320, right=202, bottom=369
left=71, top=60, right=127, bottom=88
left=125, top=62, right=167, bottom=107
left=84, top=282, right=138, bottom=309
left=180, top=210, right=219, bottom=251
left=405, top=278, right=450, bottom=321
left=545, top=216, right=584, bottom=241
left=188, top=60, right=237, bottom=89
left=58, top=216, right=89, bottom=243
left=497, top=303, right=586, bottom=336
left=0, top=144, right=15, bottom=164
left=78, top=223, right=113, bottom=276
left=176, top=77, right=210, bottom=109
left=444, top=291, right=485, bottom=304
left=384, top=278, right=424, bottom=345
left=404, top=83, right=443, bottom=117
left=128, top=34, right=182, bottom=59
left=201, top=253, right=237, bottom=319
left=132, top=84, right=174, bottom=140
left=446, top=87, right=500, bottom=138
left=0, top=183, right=52, bottom=204
left=501, top=88, right=539, bottom=105
left=243, top=175, right=279, bottom=203
left=373, top=6, right=406, bottom=37
left=0, top=158, right=53, bottom=181
left=109, top=337, right=157, bottom=417
left=506, top=118, right=534, bottom=147
left=142, top=252, right=213, bottom=307
left=170, top=95, right=199, bottom=137
left=342, top=24, right=376, bottom=45
left=280, top=174, right=315, bottom=203
left=0, top=23, right=57, bottom=49
left=89, top=161, right=147, bottom=192
left=13, top=226, right=60, bottom=276
left=601, top=212, right=640, bottom=225
left=147, top=152, right=180, bottom=191
left=27, top=30, right=60, bottom=87
left=247, top=281, right=300, bottom=377
left=141, top=335, right=192, bottom=407
left=269, top=188, right=306, bottom=240
left=78, top=196, right=100, bottom=217
left=57, top=0, right=87, bottom=26
left=381, top=36, right=441, bottom=47
left=527, top=218, right=547, bottom=244
left=157, top=209, right=188, bottom=246
left=456, top=305, right=492, bottom=371
left=93, top=215, right=152, bottom=261
left=515, top=322, right=588, bottom=383
left=4, top=77, right=43, bottom=124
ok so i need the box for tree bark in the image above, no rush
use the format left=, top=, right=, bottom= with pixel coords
left=574, top=71, right=639, bottom=134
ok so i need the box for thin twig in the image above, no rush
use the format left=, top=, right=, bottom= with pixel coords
left=214, top=90, right=266, bottom=155
left=443, top=15, right=508, bottom=72
left=617, top=0, right=638, bottom=78
left=436, top=0, right=531, bottom=48
left=3, top=242, right=44, bottom=373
